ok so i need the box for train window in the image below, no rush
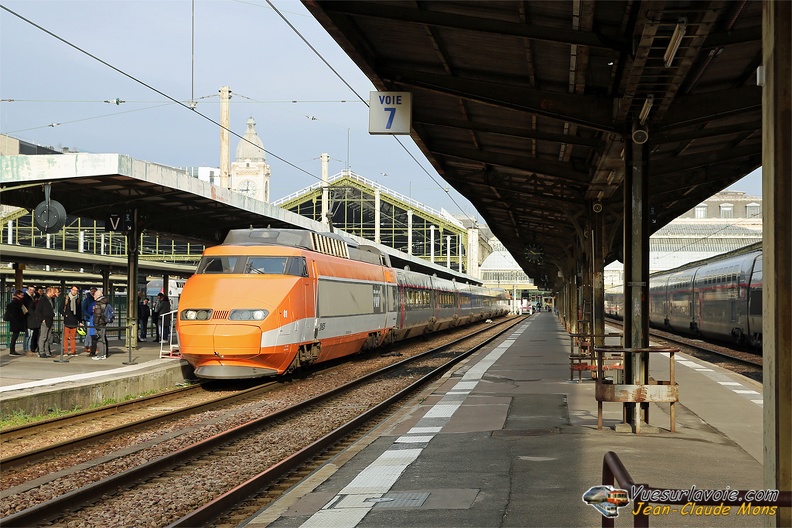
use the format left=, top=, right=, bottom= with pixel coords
left=285, top=257, right=308, bottom=277
left=244, top=257, right=287, bottom=275
left=197, top=256, right=239, bottom=274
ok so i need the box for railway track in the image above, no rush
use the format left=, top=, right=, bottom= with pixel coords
left=606, top=319, right=762, bottom=382
left=0, top=316, right=523, bottom=527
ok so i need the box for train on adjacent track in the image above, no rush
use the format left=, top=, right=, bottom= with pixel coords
left=605, top=243, right=762, bottom=349
left=177, top=228, right=511, bottom=379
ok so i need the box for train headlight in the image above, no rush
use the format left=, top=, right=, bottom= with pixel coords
left=229, top=309, right=269, bottom=321
left=181, top=309, right=212, bottom=321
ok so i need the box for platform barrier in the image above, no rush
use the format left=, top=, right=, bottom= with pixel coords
left=568, top=332, right=622, bottom=382
left=157, top=310, right=180, bottom=358
left=594, top=346, right=679, bottom=432
left=600, top=451, right=791, bottom=527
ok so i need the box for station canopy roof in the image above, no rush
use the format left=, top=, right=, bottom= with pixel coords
left=304, top=1, right=763, bottom=289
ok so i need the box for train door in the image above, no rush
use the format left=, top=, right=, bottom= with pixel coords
left=301, top=258, right=316, bottom=344
left=691, top=269, right=701, bottom=334
left=747, top=255, right=762, bottom=344
left=277, top=301, right=292, bottom=345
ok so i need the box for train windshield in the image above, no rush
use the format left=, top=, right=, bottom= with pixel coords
left=196, top=256, right=307, bottom=276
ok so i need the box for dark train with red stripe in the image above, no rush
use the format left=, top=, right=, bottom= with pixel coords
left=177, top=228, right=511, bottom=379
left=605, top=243, right=762, bottom=348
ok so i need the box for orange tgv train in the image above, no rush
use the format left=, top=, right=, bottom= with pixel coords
left=177, top=229, right=511, bottom=379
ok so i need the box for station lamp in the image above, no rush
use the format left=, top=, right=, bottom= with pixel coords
left=664, top=18, right=687, bottom=68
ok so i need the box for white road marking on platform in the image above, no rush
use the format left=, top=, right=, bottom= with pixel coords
left=408, top=427, right=441, bottom=434
left=678, top=361, right=702, bottom=368
left=718, top=381, right=742, bottom=386
left=424, top=402, right=462, bottom=418
left=297, top=321, right=529, bottom=527
left=733, top=389, right=760, bottom=395
left=752, top=400, right=763, bottom=405
left=695, top=368, right=714, bottom=372
left=395, top=436, right=434, bottom=444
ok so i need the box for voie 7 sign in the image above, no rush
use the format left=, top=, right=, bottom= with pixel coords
left=369, top=91, right=412, bottom=134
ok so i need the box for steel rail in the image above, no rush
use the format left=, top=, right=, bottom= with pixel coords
left=606, top=319, right=762, bottom=368
left=0, top=317, right=523, bottom=527
left=166, top=317, right=521, bottom=527
left=0, top=381, right=279, bottom=470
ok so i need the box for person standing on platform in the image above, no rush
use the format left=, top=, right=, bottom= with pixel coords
left=151, top=294, right=161, bottom=342
left=138, top=298, right=151, bottom=341
left=35, top=287, right=57, bottom=358
left=28, top=287, right=44, bottom=355
left=5, top=290, right=27, bottom=356
left=61, top=286, right=83, bottom=357
left=22, top=286, right=35, bottom=353
left=91, top=289, right=109, bottom=360
left=157, top=293, right=172, bottom=343
left=81, top=287, right=97, bottom=354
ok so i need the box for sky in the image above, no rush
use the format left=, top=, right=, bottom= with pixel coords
left=0, top=0, right=762, bottom=225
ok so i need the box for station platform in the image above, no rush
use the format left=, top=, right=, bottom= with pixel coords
left=247, top=312, right=767, bottom=528
left=0, top=336, right=192, bottom=417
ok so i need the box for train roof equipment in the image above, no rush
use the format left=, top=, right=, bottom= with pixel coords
left=221, top=228, right=391, bottom=268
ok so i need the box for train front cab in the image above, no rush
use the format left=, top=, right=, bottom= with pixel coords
left=177, top=251, right=315, bottom=379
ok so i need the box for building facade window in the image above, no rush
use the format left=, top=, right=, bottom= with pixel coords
left=695, top=205, right=708, bottom=219
left=719, top=203, right=733, bottom=218
left=746, top=203, right=761, bottom=218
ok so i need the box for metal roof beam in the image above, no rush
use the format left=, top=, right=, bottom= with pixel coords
left=431, top=144, right=590, bottom=185
left=316, top=1, right=630, bottom=52
left=702, top=27, right=762, bottom=48
left=417, top=115, right=601, bottom=147
left=652, top=145, right=761, bottom=176
left=661, top=86, right=762, bottom=128
left=383, top=68, right=616, bottom=132
left=653, top=120, right=762, bottom=143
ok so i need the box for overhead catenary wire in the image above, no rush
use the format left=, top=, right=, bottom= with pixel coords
left=2, top=1, right=476, bottom=226
left=0, top=3, right=318, bottom=181
left=264, top=0, right=477, bottom=226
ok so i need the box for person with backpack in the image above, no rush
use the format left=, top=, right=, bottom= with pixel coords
left=90, top=289, right=110, bottom=360
left=81, top=287, right=97, bottom=354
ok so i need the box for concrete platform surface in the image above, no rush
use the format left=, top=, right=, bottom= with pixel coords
left=0, top=336, right=192, bottom=416
left=247, top=312, right=768, bottom=528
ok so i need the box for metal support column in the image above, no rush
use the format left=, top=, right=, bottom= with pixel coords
left=762, top=1, right=792, bottom=523
left=591, top=210, right=605, bottom=346
left=125, top=208, right=139, bottom=364
left=623, top=122, right=650, bottom=433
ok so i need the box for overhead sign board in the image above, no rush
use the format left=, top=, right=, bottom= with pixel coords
left=369, top=91, right=412, bottom=135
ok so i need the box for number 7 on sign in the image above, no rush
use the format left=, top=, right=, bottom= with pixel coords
left=384, top=107, right=396, bottom=129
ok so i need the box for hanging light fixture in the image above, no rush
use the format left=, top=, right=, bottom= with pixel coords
left=638, top=95, right=654, bottom=125
left=664, top=17, right=687, bottom=68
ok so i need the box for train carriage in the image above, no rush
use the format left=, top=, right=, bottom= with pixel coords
left=607, top=245, right=762, bottom=349
left=177, top=228, right=509, bottom=380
